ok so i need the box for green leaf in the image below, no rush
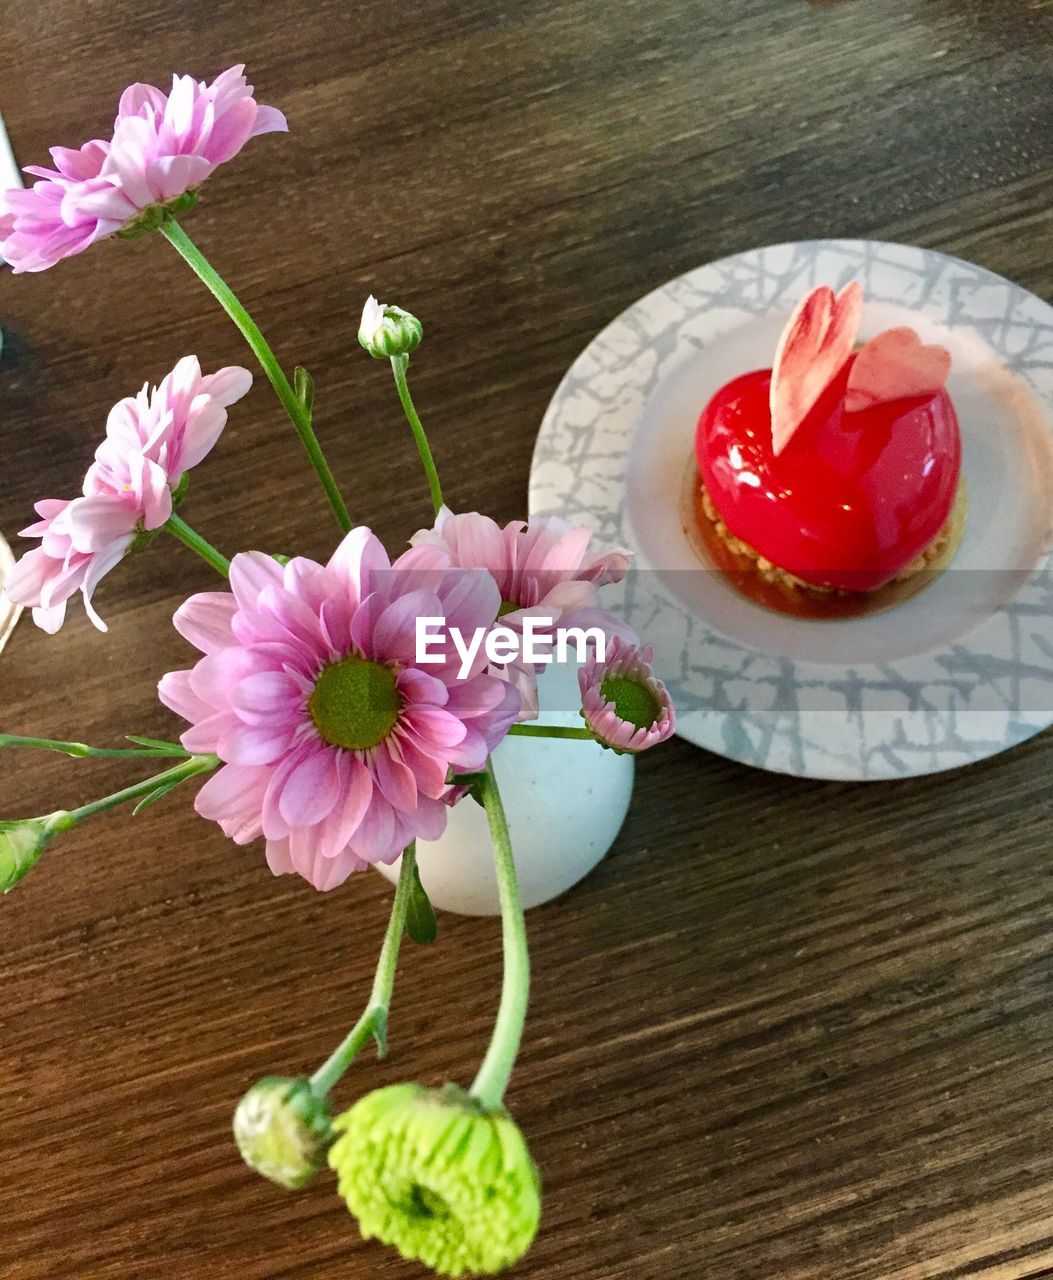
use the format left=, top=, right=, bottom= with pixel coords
left=405, top=861, right=438, bottom=944
left=132, top=779, right=186, bottom=815
left=294, top=366, right=314, bottom=414
left=125, top=736, right=188, bottom=755
left=449, top=770, right=488, bottom=807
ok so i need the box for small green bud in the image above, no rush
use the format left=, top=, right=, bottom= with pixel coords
left=233, top=1076, right=333, bottom=1190
left=330, top=1083, right=541, bottom=1276
left=0, top=812, right=71, bottom=893
left=358, top=295, right=423, bottom=359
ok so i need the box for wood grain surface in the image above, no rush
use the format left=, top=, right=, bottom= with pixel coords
left=2, top=2, right=1052, bottom=1277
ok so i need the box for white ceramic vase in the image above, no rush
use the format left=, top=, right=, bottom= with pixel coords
left=375, top=663, right=634, bottom=916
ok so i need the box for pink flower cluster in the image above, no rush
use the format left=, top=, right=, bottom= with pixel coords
left=4, top=356, right=251, bottom=631
left=0, top=65, right=286, bottom=273
left=159, top=508, right=674, bottom=890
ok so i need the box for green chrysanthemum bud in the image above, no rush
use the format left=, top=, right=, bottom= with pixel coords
left=233, top=1076, right=333, bottom=1190
left=329, top=1083, right=541, bottom=1277
left=0, top=811, right=72, bottom=893
left=358, top=295, right=423, bottom=359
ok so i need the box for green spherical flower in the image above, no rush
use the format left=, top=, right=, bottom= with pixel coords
left=0, top=812, right=71, bottom=893
left=233, top=1076, right=333, bottom=1190
left=358, top=295, right=423, bottom=359
left=329, top=1083, right=541, bottom=1277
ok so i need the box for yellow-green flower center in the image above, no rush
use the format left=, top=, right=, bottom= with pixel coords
left=308, top=656, right=401, bottom=750
left=497, top=599, right=519, bottom=618
left=600, top=674, right=661, bottom=731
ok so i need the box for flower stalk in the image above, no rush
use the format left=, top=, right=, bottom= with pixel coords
left=67, top=754, right=218, bottom=823
left=309, top=842, right=420, bottom=1097
left=470, top=761, right=530, bottom=1110
left=162, top=513, right=231, bottom=577
left=160, top=220, right=352, bottom=534
left=507, top=723, right=594, bottom=740
left=391, top=355, right=444, bottom=515
left=0, top=734, right=188, bottom=759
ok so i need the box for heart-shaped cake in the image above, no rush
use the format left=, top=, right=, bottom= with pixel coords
left=691, top=285, right=962, bottom=601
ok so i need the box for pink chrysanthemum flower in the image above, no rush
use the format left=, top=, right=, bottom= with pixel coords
left=0, top=65, right=286, bottom=273
left=410, top=507, right=630, bottom=718
left=3, top=356, right=251, bottom=632
left=158, top=531, right=520, bottom=892
left=578, top=639, right=675, bottom=753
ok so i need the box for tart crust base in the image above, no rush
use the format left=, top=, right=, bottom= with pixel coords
left=683, top=464, right=968, bottom=620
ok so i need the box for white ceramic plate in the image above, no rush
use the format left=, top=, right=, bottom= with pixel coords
left=529, top=240, right=1053, bottom=780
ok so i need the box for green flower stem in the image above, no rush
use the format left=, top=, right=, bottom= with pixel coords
left=161, top=221, right=352, bottom=534
left=0, top=735, right=188, bottom=760
left=391, top=355, right=444, bottom=515
left=309, top=843, right=419, bottom=1097
left=470, top=760, right=530, bottom=1110
left=163, top=513, right=231, bottom=577
left=507, top=724, right=594, bottom=740
left=67, top=754, right=218, bottom=824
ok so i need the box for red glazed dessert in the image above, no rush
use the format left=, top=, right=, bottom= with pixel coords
left=688, top=284, right=965, bottom=614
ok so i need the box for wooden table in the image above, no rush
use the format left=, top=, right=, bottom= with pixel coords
left=2, top=2, right=1052, bottom=1276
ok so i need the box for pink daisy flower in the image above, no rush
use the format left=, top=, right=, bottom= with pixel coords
left=578, top=639, right=675, bottom=753
left=410, top=507, right=630, bottom=718
left=158, top=530, right=521, bottom=892
left=3, top=356, right=251, bottom=632
left=0, top=65, right=286, bottom=273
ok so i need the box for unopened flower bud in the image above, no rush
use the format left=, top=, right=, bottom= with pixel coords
left=578, top=639, right=675, bottom=754
left=358, top=295, right=423, bottom=359
left=233, top=1076, right=333, bottom=1190
left=329, top=1082, right=541, bottom=1276
left=0, top=811, right=72, bottom=893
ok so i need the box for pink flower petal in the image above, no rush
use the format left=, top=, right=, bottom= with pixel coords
left=277, top=745, right=340, bottom=827
left=249, top=104, right=289, bottom=137
left=314, top=754, right=373, bottom=858
left=373, top=743, right=418, bottom=811
left=327, top=527, right=390, bottom=610
left=438, top=569, right=501, bottom=639
left=229, top=550, right=284, bottom=612
left=218, top=719, right=296, bottom=766
left=396, top=667, right=449, bottom=706
left=180, top=710, right=233, bottom=754
left=371, top=588, right=443, bottom=664
left=199, top=364, right=253, bottom=406
left=158, top=668, right=214, bottom=723
left=411, top=795, right=449, bottom=842
left=174, top=591, right=238, bottom=654
left=401, top=704, right=467, bottom=750
left=188, top=647, right=256, bottom=706
left=64, top=493, right=137, bottom=553
left=265, top=837, right=295, bottom=877
left=349, top=792, right=396, bottom=863
left=230, top=670, right=305, bottom=727
left=194, top=764, right=269, bottom=843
